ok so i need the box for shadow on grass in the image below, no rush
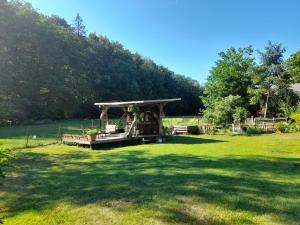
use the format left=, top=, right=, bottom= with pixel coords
left=1, top=149, right=300, bottom=224
left=166, top=135, right=227, bottom=144
left=89, top=135, right=227, bottom=150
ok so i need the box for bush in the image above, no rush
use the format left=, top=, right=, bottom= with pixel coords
left=86, top=129, right=98, bottom=135
left=202, top=125, right=217, bottom=135
left=288, top=123, right=300, bottom=132
left=0, top=147, right=12, bottom=179
left=274, top=122, right=289, bottom=133
left=291, top=113, right=300, bottom=123
left=245, top=126, right=261, bottom=135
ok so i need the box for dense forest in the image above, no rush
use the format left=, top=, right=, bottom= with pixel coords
left=0, top=0, right=202, bottom=125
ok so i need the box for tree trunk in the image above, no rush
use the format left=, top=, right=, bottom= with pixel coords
left=264, top=92, right=270, bottom=118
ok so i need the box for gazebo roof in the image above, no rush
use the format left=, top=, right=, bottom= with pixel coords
left=95, top=98, right=181, bottom=107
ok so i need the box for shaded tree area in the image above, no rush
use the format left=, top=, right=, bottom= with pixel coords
left=0, top=0, right=203, bottom=125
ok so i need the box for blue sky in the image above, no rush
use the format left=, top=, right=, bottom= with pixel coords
left=27, top=0, right=299, bottom=84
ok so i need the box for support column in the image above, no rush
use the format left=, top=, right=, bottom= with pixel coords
left=158, top=103, right=166, bottom=135
left=100, top=106, right=109, bottom=132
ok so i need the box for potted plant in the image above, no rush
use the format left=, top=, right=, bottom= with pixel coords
left=86, top=129, right=98, bottom=141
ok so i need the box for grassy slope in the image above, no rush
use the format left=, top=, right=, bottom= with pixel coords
left=1, top=133, right=300, bottom=225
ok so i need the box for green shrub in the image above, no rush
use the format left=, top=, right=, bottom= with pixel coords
left=288, top=123, right=300, bottom=133
left=274, top=122, right=289, bottom=133
left=86, top=129, right=98, bottom=135
left=203, top=125, right=217, bottom=135
left=246, top=126, right=261, bottom=135
left=291, top=113, right=300, bottom=123
left=0, top=147, right=12, bottom=179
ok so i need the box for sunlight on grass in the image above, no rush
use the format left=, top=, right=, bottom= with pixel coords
left=0, top=133, right=300, bottom=225
left=0, top=118, right=198, bottom=150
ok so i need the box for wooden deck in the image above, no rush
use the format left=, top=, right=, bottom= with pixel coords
left=63, top=133, right=163, bottom=147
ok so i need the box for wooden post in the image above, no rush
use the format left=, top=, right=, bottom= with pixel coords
left=158, top=103, right=165, bottom=135
left=100, top=106, right=109, bottom=132
left=264, top=91, right=269, bottom=118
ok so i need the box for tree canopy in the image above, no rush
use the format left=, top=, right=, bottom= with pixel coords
left=0, top=0, right=202, bottom=125
left=287, top=49, right=300, bottom=83
left=202, top=42, right=300, bottom=125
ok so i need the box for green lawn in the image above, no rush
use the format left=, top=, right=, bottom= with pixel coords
left=0, top=117, right=200, bottom=150
left=0, top=119, right=94, bottom=150
left=1, top=132, right=300, bottom=225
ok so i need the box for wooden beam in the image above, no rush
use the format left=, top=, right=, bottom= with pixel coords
left=100, top=106, right=109, bottom=131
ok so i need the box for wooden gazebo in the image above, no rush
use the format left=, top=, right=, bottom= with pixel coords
left=63, top=98, right=180, bottom=148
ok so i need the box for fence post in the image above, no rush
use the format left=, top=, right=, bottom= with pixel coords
left=57, top=125, right=62, bottom=144
left=25, top=128, right=30, bottom=148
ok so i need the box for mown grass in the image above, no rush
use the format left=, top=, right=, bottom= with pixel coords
left=0, top=119, right=97, bottom=149
left=1, top=132, right=300, bottom=225
left=0, top=117, right=199, bottom=150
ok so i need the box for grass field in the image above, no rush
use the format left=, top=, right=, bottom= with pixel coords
left=0, top=117, right=201, bottom=150
left=0, top=126, right=300, bottom=224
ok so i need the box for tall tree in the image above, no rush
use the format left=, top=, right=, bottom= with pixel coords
left=202, top=46, right=254, bottom=124
left=248, top=41, right=294, bottom=117
left=72, top=13, right=86, bottom=37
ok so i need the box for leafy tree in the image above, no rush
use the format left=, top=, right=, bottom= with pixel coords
left=287, top=49, right=300, bottom=82
left=204, top=46, right=254, bottom=107
left=202, top=95, right=247, bottom=126
left=202, top=46, right=254, bottom=124
left=259, top=41, right=285, bottom=66
left=0, top=0, right=202, bottom=125
left=49, top=15, right=71, bottom=29
left=233, top=107, right=249, bottom=122
left=248, top=41, right=296, bottom=117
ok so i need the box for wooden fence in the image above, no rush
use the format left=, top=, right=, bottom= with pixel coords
left=245, top=117, right=287, bottom=132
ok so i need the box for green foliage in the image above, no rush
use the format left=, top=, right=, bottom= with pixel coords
left=0, top=147, right=12, bottom=179
left=296, top=103, right=300, bottom=113
left=203, top=46, right=254, bottom=107
left=274, top=122, right=289, bottom=133
left=204, top=125, right=218, bottom=135
left=245, top=126, right=261, bottom=135
left=86, top=129, right=98, bottom=135
left=202, top=46, right=254, bottom=125
left=259, top=41, right=285, bottom=66
left=163, top=117, right=201, bottom=127
left=287, top=49, right=300, bottom=82
left=203, top=41, right=299, bottom=120
left=0, top=0, right=202, bottom=125
left=129, top=105, right=141, bottom=121
left=248, top=41, right=297, bottom=117
left=202, top=95, right=249, bottom=126
left=288, top=123, right=300, bottom=133
left=233, top=107, right=250, bottom=122
left=72, top=13, right=86, bottom=37
left=291, top=113, right=300, bottom=123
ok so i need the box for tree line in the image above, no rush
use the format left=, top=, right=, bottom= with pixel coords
left=1, top=0, right=300, bottom=127
left=202, top=42, right=300, bottom=125
left=0, top=0, right=202, bottom=125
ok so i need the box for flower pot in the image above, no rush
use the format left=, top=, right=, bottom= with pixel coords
left=87, top=134, right=97, bottom=142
